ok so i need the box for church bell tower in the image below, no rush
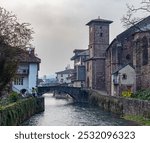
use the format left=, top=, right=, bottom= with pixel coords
left=86, top=17, right=113, bottom=90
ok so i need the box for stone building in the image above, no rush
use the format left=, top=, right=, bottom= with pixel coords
left=105, top=16, right=150, bottom=96
left=133, top=31, right=150, bottom=90
left=85, top=18, right=113, bottom=90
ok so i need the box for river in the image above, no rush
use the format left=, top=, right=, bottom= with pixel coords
left=23, top=93, right=136, bottom=126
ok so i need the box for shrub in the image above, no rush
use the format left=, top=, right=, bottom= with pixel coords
left=9, top=91, right=21, bottom=102
left=122, top=90, right=132, bottom=97
left=131, top=89, right=150, bottom=101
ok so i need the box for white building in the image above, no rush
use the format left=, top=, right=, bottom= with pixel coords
left=71, top=49, right=89, bottom=87
left=12, top=48, right=41, bottom=94
left=56, top=69, right=74, bottom=85
left=111, top=64, right=136, bottom=96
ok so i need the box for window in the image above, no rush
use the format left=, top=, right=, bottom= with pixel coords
left=135, top=39, right=140, bottom=53
left=126, top=54, right=131, bottom=60
left=100, top=33, right=103, bottom=37
left=87, top=62, right=89, bottom=72
left=122, top=74, right=127, bottom=80
left=14, top=77, right=23, bottom=85
left=142, top=37, right=148, bottom=65
left=61, top=74, right=63, bottom=77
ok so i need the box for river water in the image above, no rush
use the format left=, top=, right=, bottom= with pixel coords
left=23, top=93, right=136, bottom=126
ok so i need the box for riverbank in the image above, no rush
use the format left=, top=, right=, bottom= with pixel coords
left=88, top=89, right=150, bottom=125
left=123, top=115, right=150, bottom=125
left=23, top=93, right=136, bottom=126
left=0, top=97, right=44, bottom=126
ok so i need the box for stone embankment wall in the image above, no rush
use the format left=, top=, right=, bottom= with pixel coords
left=0, top=97, right=44, bottom=126
left=88, top=90, right=150, bottom=118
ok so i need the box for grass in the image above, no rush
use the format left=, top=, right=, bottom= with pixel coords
left=123, top=115, right=150, bottom=126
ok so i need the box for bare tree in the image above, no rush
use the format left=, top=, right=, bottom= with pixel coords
left=121, top=0, right=150, bottom=28
left=0, top=7, right=34, bottom=96
left=0, top=7, right=34, bottom=48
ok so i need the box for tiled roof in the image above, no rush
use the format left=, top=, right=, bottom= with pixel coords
left=112, top=64, right=135, bottom=74
left=56, top=69, right=75, bottom=74
left=0, top=44, right=41, bottom=63
left=16, top=49, right=41, bottom=63
left=117, top=16, right=150, bottom=41
left=107, top=16, right=150, bottom=52
left=71, top=49, right=89, bottom=60
left=86, top=18, right=113, bottom=25
left=78, top=50, right=89, bottom=56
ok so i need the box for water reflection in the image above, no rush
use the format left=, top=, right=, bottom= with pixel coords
left=23, top=93, right=136, bottom=126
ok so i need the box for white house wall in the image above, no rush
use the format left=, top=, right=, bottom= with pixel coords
left=119, top=65, right=136, bottom=85
left=12, top=76, right=28, bottom=92
left=57, top=74, right=71, bottom=84
left=28, top=63, right=38, bottom=92
left=111, top=65, right=136, bottom=96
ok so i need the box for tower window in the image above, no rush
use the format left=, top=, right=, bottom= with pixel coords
left=87, top=62, right=89, bottom=72
left=126, top=54, right=131, bottom=60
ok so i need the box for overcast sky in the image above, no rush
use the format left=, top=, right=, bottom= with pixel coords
left=0, top=0, right=141, bottom=77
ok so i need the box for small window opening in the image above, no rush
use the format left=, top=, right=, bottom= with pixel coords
left=122, top=74, right=127, bottom=80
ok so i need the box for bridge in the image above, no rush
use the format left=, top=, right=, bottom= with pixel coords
left=37, top=86, right=89, bottom=102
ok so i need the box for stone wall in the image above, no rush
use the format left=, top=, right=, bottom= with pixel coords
left=88, top=90, right=150, bottom=118
left=0, top=97, right=44, bottom=126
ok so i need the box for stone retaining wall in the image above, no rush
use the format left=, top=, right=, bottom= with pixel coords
left=88, top=90, right=150, bottom=118
left=0, top=97, right=44, bottom=126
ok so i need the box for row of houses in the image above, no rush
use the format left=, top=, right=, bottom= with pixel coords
left=56, top=16, right=150, bottom=96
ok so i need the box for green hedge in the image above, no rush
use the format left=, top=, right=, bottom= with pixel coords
left=131, top=89, right=150, bottom=101
left=0, top=97, right=43, bottom=126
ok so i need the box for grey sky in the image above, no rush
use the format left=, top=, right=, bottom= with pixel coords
left=0, top=0, right=141, bottom=77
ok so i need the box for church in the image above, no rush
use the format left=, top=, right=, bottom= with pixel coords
left=85, top=16, right=150, bottom=96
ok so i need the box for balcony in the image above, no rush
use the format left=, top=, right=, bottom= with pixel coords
left=17, top=69, right=29, bottom=75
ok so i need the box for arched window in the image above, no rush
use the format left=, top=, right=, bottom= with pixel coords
left=126, top=54, right=131, bottom=61
left=142, top=37, right=148, bottom=65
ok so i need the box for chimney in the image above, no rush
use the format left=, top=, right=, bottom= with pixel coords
left=29, top=48, right=35, bottom=55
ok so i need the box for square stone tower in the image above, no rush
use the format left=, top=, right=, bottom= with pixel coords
left=85, top=18, right=112, bottom=90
